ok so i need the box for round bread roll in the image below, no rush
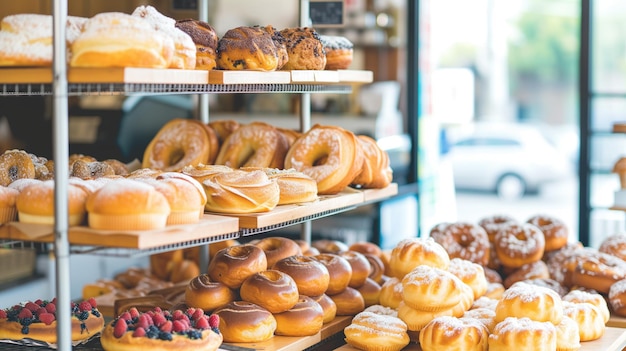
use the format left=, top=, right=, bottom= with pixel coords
left=312, top=239, right=349, bottom=254
left=208, top=244, right=267, bottom=289
left=216, top=26, right=281, bottom=71
left=215, top=122, right=289, bottom=170
left=488, top=317, right=557, bottom=351
left=16, top=179, right=87, bottom=226
left=85, top=179, right=170, bottom=230
left=279, top=27, right=326, bottom=70
left=239, top=270, right=300, bottom=313
left=339, top=251, right=371, bottom=289
left=214, top=301, right=277, bottom=343
left=273, top=295, right=324, bottom=336
left=419, top=316, right=489, bottom=351
left=150, top=250, right=184, bottom=280
left=494, top=281, right=563, bottom=325
left=272, top=255, right=330, bottom=297
left=401, top=265, right=466, bottom=312
left=389, top=238, right=450, bottom=279
left=175, top=18, right=219, bottom=70
left=169, top=259, right=200, bottom=284
left=329, top=286, right=365, bottom=316
left=447, top=258, right=488, bottom=300
left=356, top=277, right=382, bottom=307
left=562, top=300, right=606, bottom=342
left=185, top=273, right=236, bottom=312
left=320, top=35, right=354, bottom=70
left=379, top=277, right=403, bottom=309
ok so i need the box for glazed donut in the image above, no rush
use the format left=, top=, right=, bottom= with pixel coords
left=494, top=222, right=545, bottom=268
left=215, top=122, right=289, bottom=169
left=356, top=277, right=382, bottom=307
left=527, top=214, right=569, bottom=252
left=503, top=260, right=550, bottom=289
left=142, top=118, right=217, bottom=172
left=284, top=124, right=365, bottom=195
left=213, top=301, right=277, bottom=343
left=311, top=239, right=349, bottom=254
left=276, top=127, right=302, bottom=147
left=272, top=255, right=330, bottom=296
left=351, top=135, right=393, bottom=189
left=388, top=238, right=450, bottom=279
left=149, top=249, right=183, bottom=280
left=239, top=270, right=300, bottom=313
left=310, top=293, right=337, bottom=323
left=253, top=236, right=302, bottom=268
left=545, top=242, right=584, bottom=287
left=273, top=295, right=324, bottom=336
left=599, top=234, right=626, bottom=261
left=202, top=169, right=280, bottom=213
left=379, top=277, right=404, bottom=309
left=0, top=150, right=36, bottom=186
left=329, top=286, right=365, bottom=316
left=338, top=251, right=371, bottom=289
left=208, top=244, right=268, bottom=289
left=478, top=214, right=517, bottom=243
left=608, top=278, right=626, bottom=317
left=313, top=253, right=352, bottom=295
left=570, top=249, right=626, bottom=293
left=185, top=273, right=237, bottom=312
left=430, top=222, right=490, bottom=266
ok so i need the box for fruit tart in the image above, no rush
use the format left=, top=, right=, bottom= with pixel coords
left=100, top=306, right=222, bottom=351
left=0, top=297, right=104, bottom=344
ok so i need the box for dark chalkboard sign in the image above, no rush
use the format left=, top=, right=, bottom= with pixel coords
left=310, top=0, right=344, bottom=27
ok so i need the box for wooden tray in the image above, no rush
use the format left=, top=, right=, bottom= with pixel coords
left=214, top=189, right=365, bottom=229
left=335, top=326, right=626, bottom=351
left=208, top=70, right=291, bottom=84
left=223, top=316, right=351, bottom=351
left=0, top=214, right=238, bottom=249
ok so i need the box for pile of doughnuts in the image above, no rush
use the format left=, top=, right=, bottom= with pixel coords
left=179, top=237, right=390, bottom=343
left=143, top=120, right=393, bottom=198
left=1, top=6, right=353, bottom=70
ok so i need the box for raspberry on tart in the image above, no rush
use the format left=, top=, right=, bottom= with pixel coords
left=0, top=297, right=104, bottom=344
left=100, top=307, right=222, bottom=351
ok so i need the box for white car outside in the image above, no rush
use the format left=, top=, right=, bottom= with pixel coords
left=444, top=123, right=575, bottom=199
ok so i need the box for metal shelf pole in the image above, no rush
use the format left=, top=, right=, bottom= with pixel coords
left=52, top=0, right=72, bottom=350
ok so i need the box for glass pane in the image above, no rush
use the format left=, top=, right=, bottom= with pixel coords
left=591, top=0, right=626, bottom=93
left=591, top=97, right=626, bottom=132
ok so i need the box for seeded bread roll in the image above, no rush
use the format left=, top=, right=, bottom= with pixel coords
left=175, top=18, right=219, bottom=70
left=216, top=26, right=281, bottom=71
left=320, top=35, right=353, bottom=70
left=279, top=27, right=326, bottom=70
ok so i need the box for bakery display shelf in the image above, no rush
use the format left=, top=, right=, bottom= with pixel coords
left=0, top=214, right=238, bottom=251
left=608, top=314, right=626, bottom=328
left=0, top=67, right=372, bottom=96
left=333, top=326, right=626, bottom=351
left=218, top=189, right=366, bottom=230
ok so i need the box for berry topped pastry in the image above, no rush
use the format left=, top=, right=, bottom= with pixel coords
left=100, top=306, right=222, bottom=351
left=0, top=297, right=104, bottom=344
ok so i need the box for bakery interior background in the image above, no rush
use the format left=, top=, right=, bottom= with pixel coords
left=1, top=0, right=626, bottom=251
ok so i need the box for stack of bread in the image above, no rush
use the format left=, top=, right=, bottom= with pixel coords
left=0, top=5, right=354, bottom=70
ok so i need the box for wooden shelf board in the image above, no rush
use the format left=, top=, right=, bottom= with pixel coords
left=214, top=190, right=364, bottom=229
left=1, top=214, right=238, bottom=249
left=222, top=316, right=351, bottom=351
left=291, top=70, right=339, bottom=83
left=362, top=183, right=398, bottom=203
left=68, top=67, right=208, bottom=84
left=335, top=326, right=626, bottom=351
left=337, top=70, right=374, bottom=83
left=208, top=70, right=291, bottom=84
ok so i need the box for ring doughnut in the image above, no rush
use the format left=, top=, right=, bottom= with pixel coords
left=356, top=277, right=382, bottom=307
left=570, top=249, right=626, bottom=293
left=503, top=260, right=550, bottom=288
left=494, top=222, right=545, bottom=268
left=364, top=253, right=385, bottom=284
left=215, top=122, right=290, bottom=169
left=284, top=124, right=365, bottom=195
left=142, top=118, right=217, bottom=171
left=478, top=214, right=517, bottom=243
left=599, top=234, right=626, bottom=261
left=527, top=214, right=569, bottom=252
left=239, top=270, right=300, bottom=313
left=310, top=293, right=337, bottom=323
left=273, top=295, right=324, bottom=336
left=208, top=119, right=240, bottom=145
left=609, top=279, right=626, bottom=317
left=0, top=150, right=36, bottom=186
left=312, top=239, right=349, bottom=254
left=313, top=253, right=352, bottom=295
left=329, top=286, right=365, bottom=316
left=349, top=242, right=383, bottom=258
left=339, top=251, right=371, bottom=289
left=253, top=236, right=303, bottom=268
left=272, top=255, right=330, bottom=296
left=208, top=244, right=268, bottom=289
left=350, top=135, right=393, bottom=189
left=185, top=273, right=237, bottom=312
left=213, top=301, right=277, bottom=343
left=430, top=222, right=490, bottom=266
